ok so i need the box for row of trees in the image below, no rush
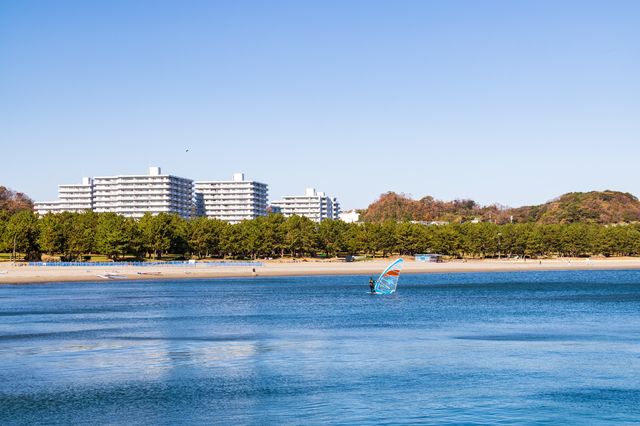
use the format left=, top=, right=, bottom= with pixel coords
left=2, top=210, right=640, bottom=261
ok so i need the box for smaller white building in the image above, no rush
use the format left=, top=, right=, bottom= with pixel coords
left=35, top=177, right=94, bottom=215
left=195, top=173, right=268, bottom=224
left=339, top=210, right=360, bottom=223
left=34, top=201, right=62, bottom=215
left=271, top=188, right=340, bottom=222
left=415, top=254, right=443, bottom=262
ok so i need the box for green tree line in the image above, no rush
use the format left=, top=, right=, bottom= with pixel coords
left=2, top=210, right=640, bottom=261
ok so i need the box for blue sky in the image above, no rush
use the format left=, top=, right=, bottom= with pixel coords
left=1, top=0, right=638, bottom=210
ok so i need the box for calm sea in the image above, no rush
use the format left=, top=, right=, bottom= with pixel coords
left=1, top=270, right=640, bottom=425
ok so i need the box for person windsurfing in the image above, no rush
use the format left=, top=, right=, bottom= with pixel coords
left=372, top=259, right=405, bottom=294
left=369, top=277, right=375, bottom=293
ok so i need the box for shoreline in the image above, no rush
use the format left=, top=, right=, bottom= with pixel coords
left=2, top=258, right=640, bottom=285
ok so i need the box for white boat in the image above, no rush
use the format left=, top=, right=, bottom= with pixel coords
left=95, top=273, right=127, bottom=279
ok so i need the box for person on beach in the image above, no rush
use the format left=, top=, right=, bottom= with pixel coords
left=369, top=277, right=375, bottom=293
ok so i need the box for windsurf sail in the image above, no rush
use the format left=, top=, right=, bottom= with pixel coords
left=374, top=258, right=404, bottom=294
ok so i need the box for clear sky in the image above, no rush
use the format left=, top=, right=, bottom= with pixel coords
left=1, top=0, right=638, bottom=210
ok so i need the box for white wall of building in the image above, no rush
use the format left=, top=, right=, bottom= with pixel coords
left=92, top=168, right=194, bottom=219
left=35, top=177, right=94, bottom=215
left=339, top=210, right=360, bottom=223
left=271, top=188, right=340, bottom=222
left=195, top=174, right=268, bottom=224
left=34, top=201, right=62, bottom=215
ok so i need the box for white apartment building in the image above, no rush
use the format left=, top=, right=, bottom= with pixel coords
left=35, top=177, right=95, bottom=215
left=339, top=210, right=360, bottom=223
left=93, top=167, right=194, bottom=219
left=271, top=188, right=340, bottom=222
left=34, top=201, right=63, bottom=215
left=195, top=173, right=268, bottom=224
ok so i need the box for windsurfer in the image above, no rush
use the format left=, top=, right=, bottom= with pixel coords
left=369, top=277, right=375, bottom=293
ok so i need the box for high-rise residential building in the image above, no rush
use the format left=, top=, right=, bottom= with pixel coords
left=34, top=177, right=95, bottom=215
left=93, top=167, right=194, bottom=219
left=195, top=173, right=268, bottom=224
left=271, top=188, right=340, bottom=222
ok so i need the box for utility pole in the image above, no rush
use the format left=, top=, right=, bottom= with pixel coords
left=498, top=233, right=501, bottom=260
left=12, top=234, right=16, bottom=262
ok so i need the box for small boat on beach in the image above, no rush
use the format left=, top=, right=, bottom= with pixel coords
left=95, top=272, right=127, bottom=279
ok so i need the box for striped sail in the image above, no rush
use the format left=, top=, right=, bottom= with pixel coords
left=375, top=259, right=404, bottom=294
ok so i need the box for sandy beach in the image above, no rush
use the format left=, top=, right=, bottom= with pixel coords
left=2, top=257, right=640, bottom=285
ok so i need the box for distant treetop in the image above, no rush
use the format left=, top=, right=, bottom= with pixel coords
left=0, top=186, right=34, bottom=215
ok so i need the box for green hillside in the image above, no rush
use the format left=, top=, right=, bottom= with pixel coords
left=510, top=191, right=640, bottom=225
left=361, top=190, right=640, bottom=225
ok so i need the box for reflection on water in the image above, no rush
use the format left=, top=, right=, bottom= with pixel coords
left=1, top=270, right=640, bottom=424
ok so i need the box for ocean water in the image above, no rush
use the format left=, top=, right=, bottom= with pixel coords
left=1, top=270, right=640, bottom=425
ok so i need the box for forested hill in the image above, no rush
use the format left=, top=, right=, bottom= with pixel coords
left=0, top=186, right=33, bottom=215
left=360, top=192, right=488, bottom=224
left=510, top=191, right=640, bottom=224
left=360, top=190, right=640, bottom=225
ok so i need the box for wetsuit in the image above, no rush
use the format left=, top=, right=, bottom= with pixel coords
left=369, top=278, right=375, bottom=293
